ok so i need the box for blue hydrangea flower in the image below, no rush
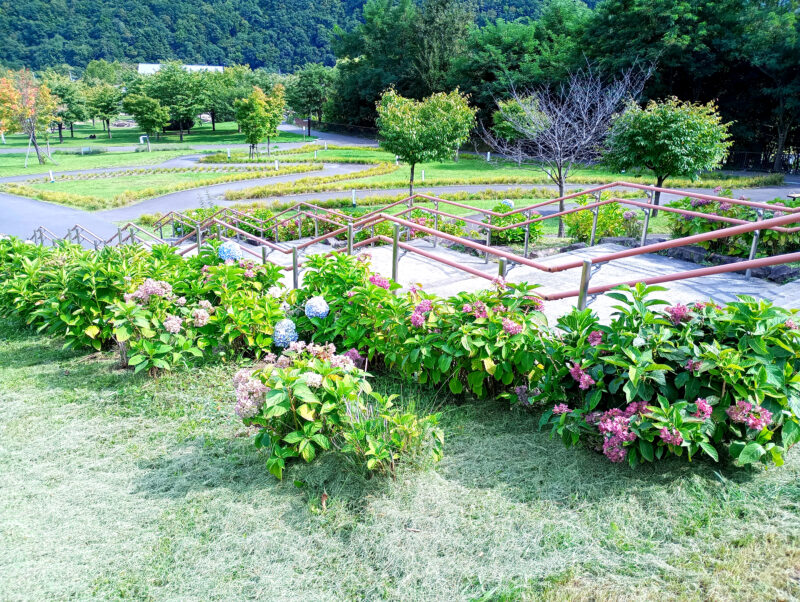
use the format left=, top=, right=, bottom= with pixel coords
left=304, top=296, right=330, bottom=319
left=218, top=240, right=243, bottom=262
left=273, top=318, right=298, bottom=348
left=500, top=199, right=514, bottom=209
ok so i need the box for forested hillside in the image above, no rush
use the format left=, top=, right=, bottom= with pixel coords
left=0, top=0, right=588, bottom=72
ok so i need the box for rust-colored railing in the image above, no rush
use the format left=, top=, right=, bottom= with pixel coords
left=28, top=181, right=800, bottom=308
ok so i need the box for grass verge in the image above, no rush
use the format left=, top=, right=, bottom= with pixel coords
left=1, top=317, right=798, bottom=600
left=0, top=150, right=198, bottom=178
left=2, top=164, right=323, bottom=211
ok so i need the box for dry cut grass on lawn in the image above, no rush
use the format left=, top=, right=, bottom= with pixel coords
left=1, top=318, right=799, bottom=601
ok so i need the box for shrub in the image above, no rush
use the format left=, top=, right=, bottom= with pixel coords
left=232, top=342, right=443, bottom=479
left=666, top=189, right=799, bottom=257
left=538, top=283, right=800, bottom=467
left=484, top=202, right=543, bottom=245
left=563, top=193, right=626, bottom=242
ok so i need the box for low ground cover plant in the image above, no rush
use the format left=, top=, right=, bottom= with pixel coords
left=483, top=201, right=544, bottom=245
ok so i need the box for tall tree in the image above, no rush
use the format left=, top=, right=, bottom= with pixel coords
left=145, top=63, right=202, bottom=141
left=122, top=94, right=171, bottom=150
left=376, top=88, right=476, bottom=195
left=43, top=72, right=87, bottom=142
left=483, top=66, right=648, bottom=236
left=736, top=0, right=800, bottom=171
left=263, top=83, right=286, bottom=153
left=329, top=0, right=418, bottom=125
left=604, top=98, right=732, bottom=214
left=286, top=64, right=336, bottom=135
left=235, top=86, right=271, bottom=158
left=412, top=0, right=475, bottom=95
left=0, top=70, right=61, bottom=164
left=86, top=83, right=122, bottom=138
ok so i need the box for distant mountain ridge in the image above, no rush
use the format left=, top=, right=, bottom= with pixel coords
left=0, top=0, right=594, bottom=73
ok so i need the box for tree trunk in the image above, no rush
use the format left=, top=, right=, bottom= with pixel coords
left=30, top=132, right=45, bottom=165
left=102, top=119, right=105, bottom=131
left=266, top=135, right=271, bottom=156
left=249, top=143, right=256, bottom=159
left=70, top=122, right=74, bottom=138
left=179, top=124, right=184, bottom=142
left=92, top=117, right=95, bottom=127
left=106, top=120, right=112, bottom=139
left=557, top=177, right=566, bottom=238
left=409, top=163, right=415, bottom=197
left=307, top=114, right=311, bottom=136
left=774, top=125, right=789, bottom=172
left=652, top=176, right=666, bottom=218
left=58, top=122, right=63, bottom=143
left=211, top=111, right=216, bottom=131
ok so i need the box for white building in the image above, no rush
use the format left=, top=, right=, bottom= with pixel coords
left=137, top=63, right=224, bottom=75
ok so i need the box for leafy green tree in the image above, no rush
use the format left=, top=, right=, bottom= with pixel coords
left=122, top=94, right=171, bottom=149
left=235, top=86, right=271, bottom=158
left=605, top=98, right=733, bottom=213
left=86, top=82, right=122, bottom=138
left=412, top=0, right=475, bottom=95
left=736, top=0, right=800, bottom=171
left=263, top=83, right=286, bottom=153
left=286, top=64, right=335, bottom=135
left=43, top=72, right=87, bottom=142
left=376, top=88, right=476, bottom=195
left=329, top=0, right=418, bottom=125
left=145, top=63, right=202, bottom=141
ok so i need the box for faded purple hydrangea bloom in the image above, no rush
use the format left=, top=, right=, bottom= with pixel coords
left=369, top=274, right=391, bottom=289
left=659, top=427, right=683, bottom=446
left=192, top=308, right=210, bottom=327
left=344, top=348, right=366, bottom=369
left=163, top=314, right=182, bottom=334
left=502, top=318, right=522, bottom=335
left=552, top=403, right=571, bottom=415
left=588, top=330, right=603, bottom=346
left=665, top=303, right=691, bottom=325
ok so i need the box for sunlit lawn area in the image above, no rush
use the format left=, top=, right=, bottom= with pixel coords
left=0, top=150, right=195, bottom=178
left=0, top=120, right=310, bottom=149
left=1, top=318, right=798, bottom=600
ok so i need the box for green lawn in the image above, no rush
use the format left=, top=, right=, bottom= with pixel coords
left=1, top=318, right=798, bottom=600
left=0, top=150, right=195, bottom=178
left=1, top=120, right=310, bottom=149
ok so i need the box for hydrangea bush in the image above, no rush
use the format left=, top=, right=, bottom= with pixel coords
left=667, top=188, right=800, bottom=258
left=483, top=203, right=543, bottom=245
left=538, top=283, right=800, bottom=467
left=291, top=253, right=548, bottom=398
left=232, top=341, right=443, bottom=479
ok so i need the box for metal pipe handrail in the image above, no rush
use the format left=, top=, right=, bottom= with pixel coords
left=545, top=250, right=800, bottom=301
left=549, top=208, right=800, bottom=272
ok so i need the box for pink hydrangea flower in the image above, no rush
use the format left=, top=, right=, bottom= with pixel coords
left=462, top=303, right=472, bottom=313
left=369, top=274, right=390, bottom=289
left=686, top=358, right=702, bottom=372
left=578, top=373, right=595, bottom=390
left=502, top=318, right=522, bottom=335
left=198, top=299, right=215, bottom=314
left=787, top=319, right=798, bottom=330
left=163, top=314, right=182, bottom=334
left=726, top=400, right=772, bottom=430
left=693, top=398, right=712, bottom=420
left=192, top=308, right=210, bottom=327
left=588, top=330, right=603, bottom=346
left=415, top=299, right=433, bottom=314
left=244, top=269, right=255, bottom=278
left=525, top=296, right=544, bottom=311
left=410, top=312, right=425, bottom=328
left=175, top=296, right=186, bottom=306
left=665, top=303, right=691, bottom=325
left=472, top=301, right=488, bottom=319
left=552, top=403, right=571, bottom=415
left=660, top=427, right=683, bottom=446
left=492, top=276, right=508, bottom=289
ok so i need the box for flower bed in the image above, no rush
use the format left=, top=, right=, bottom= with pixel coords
left=2, top=237, right=799, bottom=472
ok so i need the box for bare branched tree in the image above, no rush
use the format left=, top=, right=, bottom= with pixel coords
left=482, top=65, right=650, bottom=236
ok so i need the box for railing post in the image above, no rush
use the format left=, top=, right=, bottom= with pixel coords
left=117, top=227, right=123, bottom=246
left=159, top=223, right=164, bottom=240
left=347, top=224, right=353, bottom=255
left=745, top=208, right=764, bottom=279
left=589, top=193, right=601, bottom=246
left=196, top=227, right=202, bottom=250
left=577, top=259, right=592, bottom=310
left=524, top=211, right=531, bottom=258
left=433, top=199, right=439, bottom=248
left=292, top=247, right=299, bottom=289
left=498, top=257, right=507, bottom=278
left=261, top=245, right=267, bottom=265
left=640, top=191, right=652, bottom=247
left=314, top=214, right=319, bottom=238
left=392, top=223, right=400, bottom=283
left=485, top=216, right=491, bottom=264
